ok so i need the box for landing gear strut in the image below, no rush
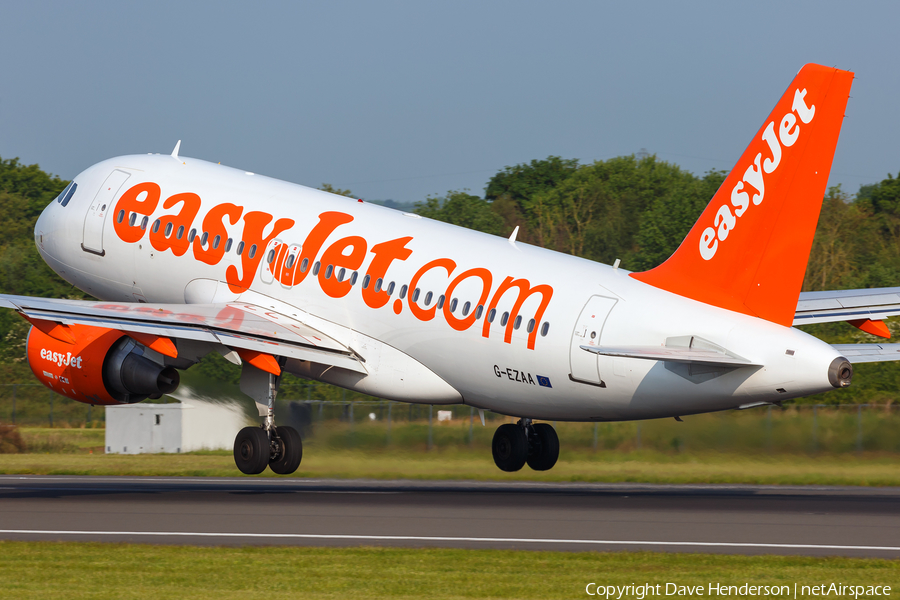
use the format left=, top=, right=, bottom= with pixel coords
left=491, top=419, right=559, bottom=472
left=233, top=369, right=302, bottom=475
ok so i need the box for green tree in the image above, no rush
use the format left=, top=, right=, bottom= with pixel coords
left=414, top=190, right=506, bottom=236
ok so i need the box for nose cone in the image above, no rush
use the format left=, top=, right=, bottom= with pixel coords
left=34, top=181, right=76, bottom=265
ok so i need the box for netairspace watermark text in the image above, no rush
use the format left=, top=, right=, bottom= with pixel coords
left=585, top=583, right=892, bottom=599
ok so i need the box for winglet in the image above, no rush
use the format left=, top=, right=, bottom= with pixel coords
left=631, top=64, right=854, bottom=327
left=171, top=140, right=182, bottom=159
left=508, top=226, right=519, bottom=245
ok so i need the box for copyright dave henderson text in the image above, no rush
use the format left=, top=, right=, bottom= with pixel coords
left=585, top=583, right=892, bottom=599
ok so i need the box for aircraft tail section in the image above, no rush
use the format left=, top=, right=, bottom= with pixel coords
left=631, top=64, right=854, bottom=327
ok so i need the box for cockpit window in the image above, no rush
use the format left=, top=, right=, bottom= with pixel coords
left=56, top=182, right=77, bottom=207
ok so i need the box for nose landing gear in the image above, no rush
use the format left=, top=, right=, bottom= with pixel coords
left=491, top=418, right=560, bottom=472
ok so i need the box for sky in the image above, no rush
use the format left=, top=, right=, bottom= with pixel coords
left=1, top=1, right=898, bottom=205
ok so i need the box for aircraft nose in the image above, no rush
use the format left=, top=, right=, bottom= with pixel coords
left=35, top=180, right=78, bottom=259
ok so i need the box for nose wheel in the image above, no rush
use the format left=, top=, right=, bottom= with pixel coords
left=491, top=419, right=559, bottom=472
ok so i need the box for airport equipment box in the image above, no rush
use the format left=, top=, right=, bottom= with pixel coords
left=105, top=401, right=246, bottom=454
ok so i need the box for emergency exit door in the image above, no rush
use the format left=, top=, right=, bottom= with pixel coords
left=569, top=295, right=617, bottom=385
left=82, top=169, right=130, bottom=256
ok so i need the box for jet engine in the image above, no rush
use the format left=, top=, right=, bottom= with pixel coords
left=26, top=323, right=179, bottom=405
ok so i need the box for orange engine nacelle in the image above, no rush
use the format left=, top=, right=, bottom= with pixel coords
left=27, top=323, right=180, bottom=405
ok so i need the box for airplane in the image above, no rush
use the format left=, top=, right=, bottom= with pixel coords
left=5, top=63, right=900, bottom=475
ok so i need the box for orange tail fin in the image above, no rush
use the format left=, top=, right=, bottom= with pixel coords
left=631, top=64, right=854, bottom=327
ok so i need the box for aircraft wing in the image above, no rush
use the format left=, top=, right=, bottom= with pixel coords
left=794, top=287, right=900, bottom=326
left=580, top=345, right=760, bottom=368
left=0, top=294, right=367, bottom=374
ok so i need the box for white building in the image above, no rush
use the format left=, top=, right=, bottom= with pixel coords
left=105, top=400, right=247, bottom=454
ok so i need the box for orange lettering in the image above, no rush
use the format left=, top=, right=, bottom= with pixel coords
left=289, top=212, right=355, bottom=286
left=363, top=237, right=413, bottom=309
left=149, top=192, right=201, bottom=257
left=443, top=268, right=492, bottom=331
left=318, top=236, right=367, bottom=298
left=483, top=277, right=553, bottom=350
left=193, top=203, right=243, bottom=265
left=226, top=212, right=295, bottom=293
left=407, top=258, right=456, bottom=321
left=113, top=182, right=160, bottom=243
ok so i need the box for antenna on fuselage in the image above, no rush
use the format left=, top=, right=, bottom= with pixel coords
left=171, top=140, right=182, bottom=159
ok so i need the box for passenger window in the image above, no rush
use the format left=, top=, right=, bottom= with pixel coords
left=213, top=235, right=221, bottom=249
left=501, top=312, right=509, bottom=326
left=116, top=210, right=125, bottom=223
left=514, top=315, right=522, bottom=329
left=449, top=298, right=458, bottom=313
left=188, top=228, right=197, bottom=242
left=475, top=304, right=483, bottom=319
left=527, top=318, right=535, bottom=333
left=387, top=281, right=395, bottom=296
left=165, top=222, right=173, bottom=237
left=286, top=254, right=296, bottom=269
left=176, top=225, right=185, bottom=240
left=437, top=295, right=445, bottom=309
left=225, top=238, right=233, bottom=252
left=300, top=258, right=309, bottom=272
left=399, top=284, right=408, bottom=299
left=200, top=232, right=209, bottom=246
left=325, top=265, right=334, bottom=279
left=248, top=244, right=257, bottom=259
left=375, top=278, right=383, bottom=292
left=236, top=241, right=244, bottom=255
left=267, top=249, right=276, bottom=264
left=313, top=261, right=320, bottom=275
left=488, top=308, right=496, bottom=323
left=424, top=291, right=432, bottom=305
left=462, top=301, right=471, bottom=316
left=129, top=213, right=137, bottom=227
left=363, top=274, right=370, bottom=288
left=152, top=219, right=161, bottom=233
left=141, top=216, right=149, bottom=231
left=337, top=267, right=345, bottom=281
left=350, top=271, right=358, bottom=285
left=413, top=288, right=420, bottom=302
left=541, top=322, right=550, bottom=337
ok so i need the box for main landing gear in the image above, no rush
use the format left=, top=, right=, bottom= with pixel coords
left=233, top=367, right=303, bottom=475
left=491, top=419, right=559, bottom=472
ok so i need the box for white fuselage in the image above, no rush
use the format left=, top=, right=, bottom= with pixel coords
left=34, top=154, right=842, bottom=421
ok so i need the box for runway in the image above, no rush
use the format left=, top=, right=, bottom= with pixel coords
left=0, top=476, right=898, bottom=557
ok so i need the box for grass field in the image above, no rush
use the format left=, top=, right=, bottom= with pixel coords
left=0, top=542, right=897, bottom=599
left=3, top=445, right=900, bottom=486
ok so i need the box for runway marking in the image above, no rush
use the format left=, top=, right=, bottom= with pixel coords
left=0, top=530, right=898, bottom=552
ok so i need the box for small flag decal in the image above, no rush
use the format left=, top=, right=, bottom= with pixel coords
left=537, top=375, right=552, bottom=388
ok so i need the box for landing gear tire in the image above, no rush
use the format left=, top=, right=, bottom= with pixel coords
left=269, top=426, right=303, bottom=475
left=234, top=426, right=269, bottom=475
left=492, top=423, right=528, bottom=472
left=527, top=423, right=559, bottom=471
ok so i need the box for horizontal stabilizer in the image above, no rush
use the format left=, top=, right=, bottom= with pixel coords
left=794, top=287, right=900, bottom=326
left=831, top=343, right=900, bottom=364
left=580, top=345, right=760, bottom=368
